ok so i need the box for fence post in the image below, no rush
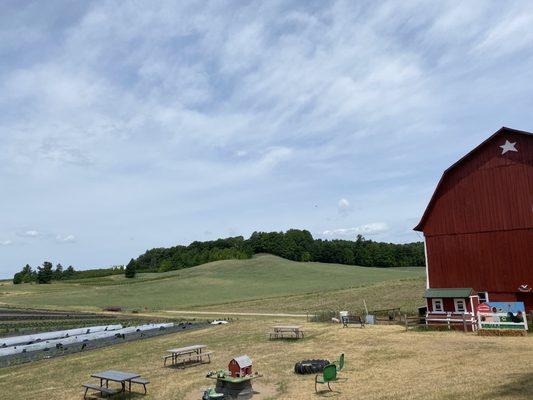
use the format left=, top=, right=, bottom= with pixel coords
left=462, top=313, right=467, bottom=333
left=404, top=314, right=408, bottom=331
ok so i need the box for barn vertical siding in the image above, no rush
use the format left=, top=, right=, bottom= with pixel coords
left=416, top=128, right=533, bottom=311
left=422, top=132, right=533, bottom=235
left=426, top=229, right=533, bottom=291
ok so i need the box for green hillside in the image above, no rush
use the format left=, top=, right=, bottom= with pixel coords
left=0, top=254, right=425, bottom=312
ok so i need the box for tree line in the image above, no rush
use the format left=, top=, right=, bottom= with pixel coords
left=12, top=230, right=425, bottom=282
left=248, top=230, right=424, bottom=267
left=123, top=230, right=424, bottom=278
left=123, top=236, right=252, bottom=277
left=12, top=262, right=124, bottom=284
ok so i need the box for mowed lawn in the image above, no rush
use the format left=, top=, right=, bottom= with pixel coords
left=1, top=318, right=532, bottom=399
left=0, top=255, right=425, bottom=312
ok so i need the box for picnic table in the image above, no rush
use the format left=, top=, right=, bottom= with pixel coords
left=83, top=370, right=150, bottom=398
left=269, top=325, right=304, bottom=339
left=164, top=344, right=213, bottom=367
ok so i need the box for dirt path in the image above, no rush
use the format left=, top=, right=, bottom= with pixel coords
left=165, top=310, right=310, bottom=318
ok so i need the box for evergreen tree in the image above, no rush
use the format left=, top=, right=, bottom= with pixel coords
left=13, top=272, right=23, bottom=284
left=64, top=265, right=76, bottom=279
left=37, top=261, right=53, bottom=284
left=125, top=259, right=136, bottom=278
left=19, top=264, right=36, bottom=283
left=53, top=263, right=64, bottom=280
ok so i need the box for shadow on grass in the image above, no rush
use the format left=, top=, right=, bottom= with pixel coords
left=314, top=388, right=342, bottom=398
left=165, top=359, right=211, bottom=369
left=85, top=392, right=146, bottom=399
left=486, top=373, right=533, bottom=399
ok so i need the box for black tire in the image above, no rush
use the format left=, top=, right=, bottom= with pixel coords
left=294, top=359, right=330, bottom=374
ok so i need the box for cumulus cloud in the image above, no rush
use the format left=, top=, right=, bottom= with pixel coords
left=1, top=240, right=12, bottom=246
left=323, top=223, right=390, bottom=237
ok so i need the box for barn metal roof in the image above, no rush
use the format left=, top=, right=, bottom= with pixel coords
left=424, top=288, right=473, bottom=298
left=414, top=127, right=533, bottom=232
left=232, top=355, right=252, bottom=368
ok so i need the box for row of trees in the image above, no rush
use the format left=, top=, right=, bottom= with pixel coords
left=125, top=230, right=424, bottom=276
left=13, top=262, right=75, bottom=284
left=127, top=236, right=253, bottom=276
left=248, top=230, right=424, bottom=267
left=12, top=263, right=124, bottom=284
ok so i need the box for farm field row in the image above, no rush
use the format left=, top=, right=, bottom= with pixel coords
left=0, top=254, right=425, bottom=313
left=1, top=317, right=532, bottom=399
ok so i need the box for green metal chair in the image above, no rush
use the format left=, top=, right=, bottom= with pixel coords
left=333, top=353, right=344, bottom=372
left=315, top=364, right=339, bottom=393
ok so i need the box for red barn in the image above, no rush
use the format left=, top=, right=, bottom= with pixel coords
left=228, top=355, right=252, bottom=378
left=414, top=127, right=533, bottom=328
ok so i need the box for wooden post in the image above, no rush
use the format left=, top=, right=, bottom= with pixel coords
left=462, top=313, right=467, bottom=333
left=363, top=299, right=368, bottom=316
left=405, top=314, right=408, bottom=331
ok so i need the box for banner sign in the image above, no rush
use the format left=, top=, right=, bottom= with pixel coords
left=477, top=302, right=528, bottom=330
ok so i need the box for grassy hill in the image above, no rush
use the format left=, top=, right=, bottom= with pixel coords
left=0, top=254, right=425, bottom=313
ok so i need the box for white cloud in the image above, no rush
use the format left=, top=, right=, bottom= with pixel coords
left=1, top=1, right=533, bottom=277
left=56, top=234, right=76, bottom=243
left=257, top=147, right=293, bottom=170
left=323, top=222, right=390, bottom=237
left=1, top=240, right=12, bottom=246
left=22, top=230, right=40, bottom=237
left=338, top=198, right=350, bottom=216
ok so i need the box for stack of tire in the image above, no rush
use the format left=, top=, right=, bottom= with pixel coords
left=294, top=359, right=330, bottom=374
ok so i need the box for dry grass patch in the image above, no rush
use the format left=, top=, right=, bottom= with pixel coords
left=0, top=318, right=532, bottom=399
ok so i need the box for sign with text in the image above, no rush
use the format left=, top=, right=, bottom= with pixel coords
left=477, top=302, right=528, bottom=330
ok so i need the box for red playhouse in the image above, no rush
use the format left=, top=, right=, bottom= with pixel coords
left=228, top=355, right=252, bottom=378
left=415, top=127, right=533, bottom=330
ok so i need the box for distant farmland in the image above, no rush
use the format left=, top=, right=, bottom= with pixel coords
left=0, top=254, right=425, bottom=313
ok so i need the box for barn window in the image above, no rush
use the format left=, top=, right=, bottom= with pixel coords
left=432, top=298, right=443, bottom=312
left=477, top=292, right=489, bottom=303
left=454, top=299, right=466, bottom=313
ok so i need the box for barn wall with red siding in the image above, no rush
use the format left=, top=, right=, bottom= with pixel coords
left=418, top=131, right=533, bottom=235
left=416, top=127, right=533, bottom=312
left=426, top=229, right=533, bottom=292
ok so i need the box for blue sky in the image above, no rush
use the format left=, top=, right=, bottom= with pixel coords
left=1, top=1, right=533, bottom=277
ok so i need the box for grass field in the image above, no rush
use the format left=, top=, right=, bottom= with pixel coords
left=0, top=255, right=425, bottom=314
left=1, top=255, right=532, bottom=399
left=1, top=318, right=532, bottom=399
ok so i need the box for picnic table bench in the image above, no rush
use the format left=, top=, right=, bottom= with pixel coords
left=164, top=344, right=213, bottom=367
left=341, top=315, right=365, bottom=328
left=83, top=370, right=149, bottom=398
left=83, top=383, right=119, bottom=398
left=269, top=325, right=304, bottom=339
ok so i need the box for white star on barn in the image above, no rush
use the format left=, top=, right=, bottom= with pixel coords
left=500, top=140, right=518, bottom=154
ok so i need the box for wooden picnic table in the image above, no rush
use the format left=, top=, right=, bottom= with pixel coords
left=89, top=370, right=140, bottom=397
left=164, top=344, right=212, bottom=367
left=270, top=325, right=304, bottom=339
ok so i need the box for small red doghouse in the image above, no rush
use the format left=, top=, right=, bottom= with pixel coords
left=228, top=355, right=252, bottom=378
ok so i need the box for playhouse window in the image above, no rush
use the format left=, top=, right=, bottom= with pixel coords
left=454, top=299, right=466, bottom=313
left=477, top=292, right=489, bottom=303
left=432, top=298, right=443, bottom=312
